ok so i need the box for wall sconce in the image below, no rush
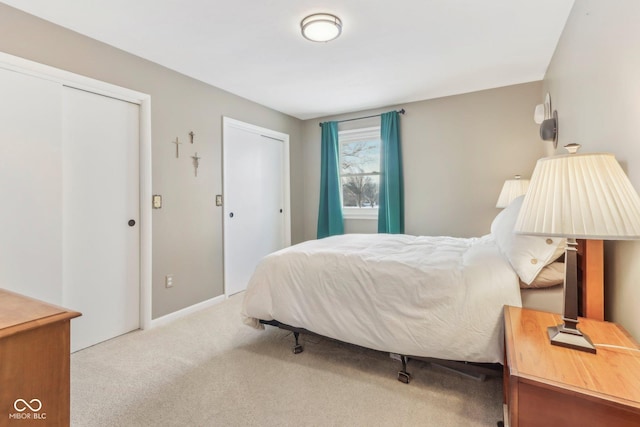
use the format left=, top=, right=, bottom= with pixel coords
left=533, top=104, right=545, bottom=124
left=540, top=110, right=558, bottom=147
left=536, top=93, right=557, bottom=148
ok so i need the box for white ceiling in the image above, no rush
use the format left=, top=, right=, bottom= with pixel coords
left=2, top=0, right=575, bottom=120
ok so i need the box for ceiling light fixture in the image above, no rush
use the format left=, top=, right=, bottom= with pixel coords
left=300, top=13, right=342, bottom=42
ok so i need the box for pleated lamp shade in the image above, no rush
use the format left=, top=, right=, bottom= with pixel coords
left=515, top=149, right=640, bottom=239
left=496, top=175, right=530, bottom=208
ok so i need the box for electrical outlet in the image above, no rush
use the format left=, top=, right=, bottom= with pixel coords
left=165, top=274, right=174, bottom=288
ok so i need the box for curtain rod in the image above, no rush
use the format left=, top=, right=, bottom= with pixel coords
left=318, top=109, right=405, bottom=127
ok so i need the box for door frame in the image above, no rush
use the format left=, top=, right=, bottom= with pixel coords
left=0, top=51, right=153, bottom=330
left=222, top=117, right=291, bottom=297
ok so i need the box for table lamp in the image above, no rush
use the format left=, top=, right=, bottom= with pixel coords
left=514, top=144, right=640, bottom=353
left=496, top=175, right=530, bottom=208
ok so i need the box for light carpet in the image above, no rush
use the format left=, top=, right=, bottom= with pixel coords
left=71, top=293, right=504, bottom=426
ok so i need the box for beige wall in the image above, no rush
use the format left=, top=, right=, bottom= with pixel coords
left=0, top=4, right=304, bottom=319
left=301, top=82, right=546, bottom=241
left=544, top=0, right=640, bottom=339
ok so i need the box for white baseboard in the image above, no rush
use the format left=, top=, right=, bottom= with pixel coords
left=149, top=294, right=226, bottom=329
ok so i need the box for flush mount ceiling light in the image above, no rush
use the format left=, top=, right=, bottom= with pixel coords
left=301, top=13, right=342, bottom=42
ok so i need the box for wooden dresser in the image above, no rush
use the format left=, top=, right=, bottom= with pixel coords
left=0, top=289, right=81, bottom=426
left=503, top=305, right=640, bottom=427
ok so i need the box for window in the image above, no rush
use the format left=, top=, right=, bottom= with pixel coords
left=339, top=126, right=381, bottom=219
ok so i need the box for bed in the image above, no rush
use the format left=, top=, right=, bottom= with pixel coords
left=241, top=196, right=603, bottom=382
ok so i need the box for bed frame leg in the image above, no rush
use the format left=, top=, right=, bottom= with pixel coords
left=397, top=355, right=411, bottom=384
left=292, top=331, right=304, bottom=354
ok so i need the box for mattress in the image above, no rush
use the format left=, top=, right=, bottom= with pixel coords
left=242, top=233, right=523, bottom=363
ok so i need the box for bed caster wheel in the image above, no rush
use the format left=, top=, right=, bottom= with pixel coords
left=397, top=371, right=411, bottom=384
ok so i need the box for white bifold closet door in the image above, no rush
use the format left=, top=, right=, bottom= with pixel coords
left=62, top=87, right=140, bottom=352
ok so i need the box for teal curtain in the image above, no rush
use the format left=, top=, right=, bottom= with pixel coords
left=317, top=121, right=344, bottom=238
left=378, top=111, right=404, bottom=234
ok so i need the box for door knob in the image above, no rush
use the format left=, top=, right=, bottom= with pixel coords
left=128, top=219, right=136, bottom=226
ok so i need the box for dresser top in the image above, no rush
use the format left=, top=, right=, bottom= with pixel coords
left=0, top=289, right=81, bottom=337
left=505, top=305, right=640, bottom=409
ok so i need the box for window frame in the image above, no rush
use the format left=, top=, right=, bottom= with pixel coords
left=338, top=126, right=381, bottom=220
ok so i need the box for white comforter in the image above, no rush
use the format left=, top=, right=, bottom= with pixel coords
left=241, top=233, right=522, bottom=363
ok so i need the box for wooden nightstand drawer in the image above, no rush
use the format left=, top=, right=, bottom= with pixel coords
left=503, top=306, right=640, bottom=427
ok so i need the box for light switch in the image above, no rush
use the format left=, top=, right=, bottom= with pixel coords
left=153, top=195, right=162, bottom=209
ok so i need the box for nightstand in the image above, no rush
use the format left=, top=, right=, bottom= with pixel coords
left=503, top=305, right=640, bottom=427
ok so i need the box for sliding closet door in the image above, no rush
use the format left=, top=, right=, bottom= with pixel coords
left=62, top=87, right=140, bottom=352
left=223, top=118, right=290, bottom=296
left=0, top=68, right=63, bottom=304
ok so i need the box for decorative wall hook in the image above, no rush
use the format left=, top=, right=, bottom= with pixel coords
left=189, top=131, right=195, bottom=144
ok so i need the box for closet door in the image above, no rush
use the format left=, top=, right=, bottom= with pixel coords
left=0, top=67, right=64, bottom=304
left=223, top=118, right=290, bottom=296
left=62, top=87, right=140, bottom=352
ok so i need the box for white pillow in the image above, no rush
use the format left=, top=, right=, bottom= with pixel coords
left=491, top=196, right=565, bottom=285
